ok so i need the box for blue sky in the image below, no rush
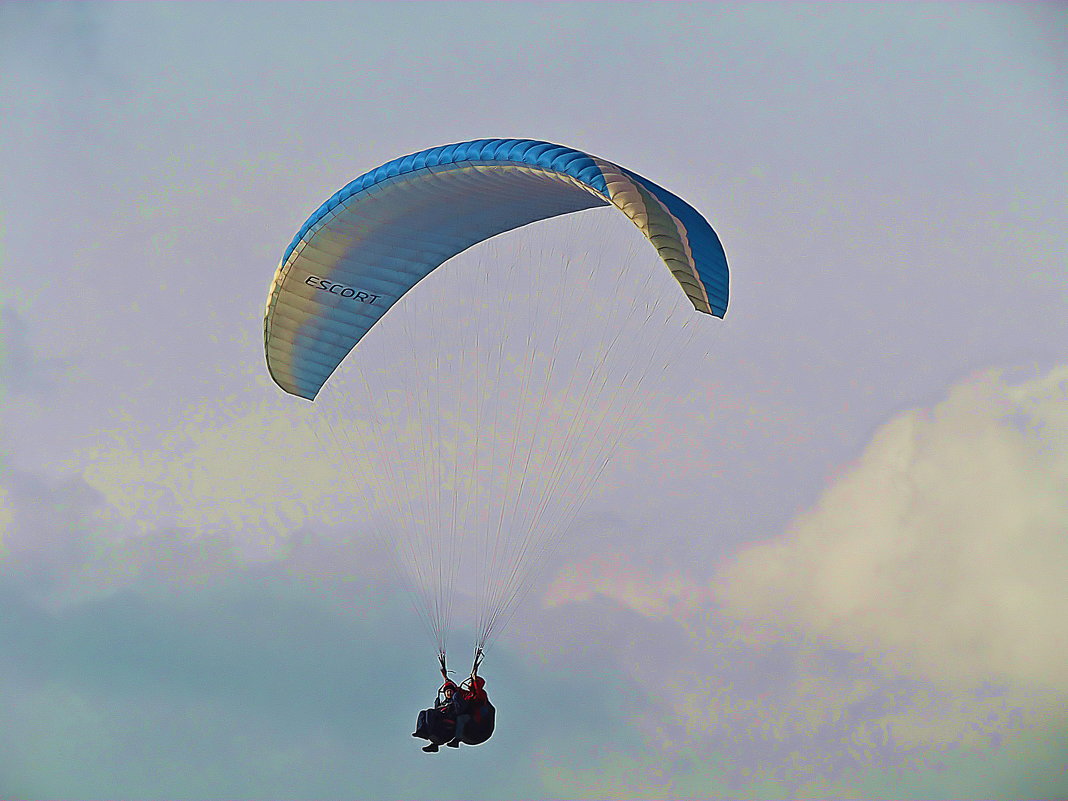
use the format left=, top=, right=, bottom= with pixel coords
left=1, top=3, right=1066, bottom=799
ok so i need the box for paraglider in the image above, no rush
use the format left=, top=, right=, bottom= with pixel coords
left=263, top=138, right=729, bottom=747
left=412, top=652, right=494, bottom=753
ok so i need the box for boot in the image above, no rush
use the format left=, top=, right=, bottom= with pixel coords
left=422, top=743, right=439, bottom=753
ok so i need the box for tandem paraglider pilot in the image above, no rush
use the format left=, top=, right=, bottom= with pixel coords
left=412, top=652, right=495, bottom=753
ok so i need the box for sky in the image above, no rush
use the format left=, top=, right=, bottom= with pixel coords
left=1, top=2, right=1066, bottom=799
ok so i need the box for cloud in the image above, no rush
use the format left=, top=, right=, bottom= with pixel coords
left=0, top=453, right=633, bottom=798
left=544, top=551, right=711, bottom=618
left=0, top=483, right=12, bottom=536
left=78, top=398, right=365, bottom=547
left=718, top=365, right=1068, bottom=693
left=0, top=391, right=647, bottom=798
left=0, top=520, right=640, bottom=800
left=0, top=306, right=70, bottom=398
left=13, top=356, right=1067, bottom=798
left=0, top=3, right=103, bottom=78
left=0, top=465, right=116, bottom=606
left=537, top=366, right=1068, bottom=796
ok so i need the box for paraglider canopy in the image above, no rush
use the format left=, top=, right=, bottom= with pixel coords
left=264, top=138, right=728, bottom=401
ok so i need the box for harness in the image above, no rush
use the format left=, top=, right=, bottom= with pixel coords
left=436, top=648, right=487, bottom=709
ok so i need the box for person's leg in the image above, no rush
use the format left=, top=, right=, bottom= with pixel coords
left=448, top=713, right=470, bottom=746
left=414, top=709, right=428, bottom=738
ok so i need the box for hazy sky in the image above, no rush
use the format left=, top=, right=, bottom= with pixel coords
left=1, top=3, right=1066, bottom=799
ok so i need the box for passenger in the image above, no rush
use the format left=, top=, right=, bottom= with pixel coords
left=446, top=674, right=488, bottom=748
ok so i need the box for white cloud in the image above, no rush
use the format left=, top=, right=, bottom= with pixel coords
left=0, top=305, right=71, bottom=399
left=77, top=399, right=364, bottom=551
left=717, top=366, right=1068, bottom=693
left=543, top=551, right=710, bottom=618
left=0, top=483, right=12, bottom=543
left=535, top=366, right=1068, bottom=793
left=13, top=351, right=1068, bottom=795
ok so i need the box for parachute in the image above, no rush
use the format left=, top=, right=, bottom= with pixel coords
left=264, top=138, right=729, bottom=660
